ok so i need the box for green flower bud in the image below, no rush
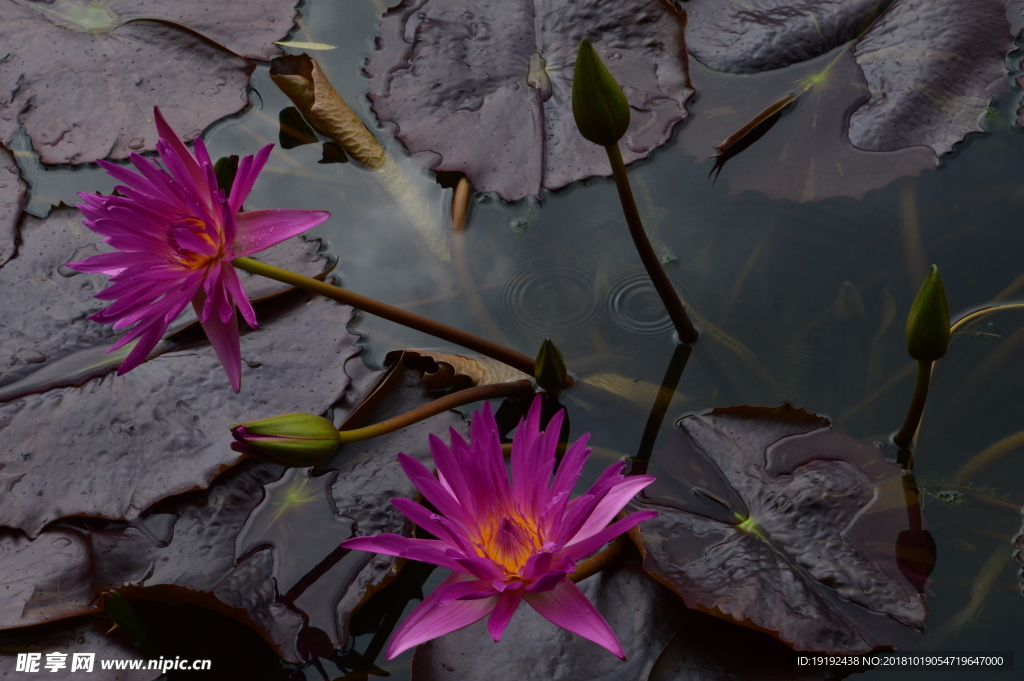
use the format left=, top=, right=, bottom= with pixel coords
left=572, top=37, right=630, bottom=146
left=905, top=265, right=950, bottom=362
left=834, top=281, right=865, bottom=325
left=230, top=413, right=341, bottom=467
left=535, top=338, right=567, bottom=393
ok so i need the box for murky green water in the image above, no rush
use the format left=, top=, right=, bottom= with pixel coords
left=15, top=0, right=1024, bottom=678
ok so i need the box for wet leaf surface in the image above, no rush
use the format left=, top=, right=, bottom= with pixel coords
left=646, top=608, right=836, bottom=681
left=82, top=365, right=467, bottom=662
left=0, top=286, right=360, bottom=537
left=679, top=0, right=1014, bottom=200
left=411, top=562, right=686, bottom=681
left=0, top=0, right=300, bottom=164
left=629, top=405, right=927, bottom=653
left=0, top=145, right=26, bottom=267
left=368, top=0, right=692, bottom=201
left=846, top=0, right=1014, bottom=156
left=0, top=615, right=153, bottom=680
left=0, top=528, right=95, bottom=630
left=0, top=205, right=329, bottom=392
left=679, top=48, right=939, bottom=202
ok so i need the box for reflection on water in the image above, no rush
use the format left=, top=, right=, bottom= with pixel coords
left=498, top=260, right=601, bottom=340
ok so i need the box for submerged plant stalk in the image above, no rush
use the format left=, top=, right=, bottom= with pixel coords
left=605, top=143, right=699, bottom=343
left=893, top=360, right=931, bottom=451
left=232, top=257, right=537, bottom=377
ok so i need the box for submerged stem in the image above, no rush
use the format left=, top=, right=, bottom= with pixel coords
left=233, top=257, right=537, bottom=377
left=893, top=360, right=933, bottom=452
left=338, top=380, right=535, bottom=444
left=604, top=143, right=699, bottom=343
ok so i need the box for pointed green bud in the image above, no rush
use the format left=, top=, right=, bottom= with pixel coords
left=535, top=338, right=567, bottom=393
left=905, top=265, right=950, bottom=362
left=572, top=38, right=630, bottom=146
left=213, top=155, right=239, bottom=197
left=834, top=281, right=865, bottom=325
left=230, top=413, right=341, bottom=467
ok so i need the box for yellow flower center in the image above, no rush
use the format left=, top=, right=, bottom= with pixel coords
left=167, top=219, right=221, bottom=269
left=475, top=513, right=544, bottom=575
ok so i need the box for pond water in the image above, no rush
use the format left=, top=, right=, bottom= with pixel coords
left=7, top=0, right=1024, bottom=678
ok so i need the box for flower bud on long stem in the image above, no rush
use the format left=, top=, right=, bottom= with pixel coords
left=605, top=144, right=699, bottom=343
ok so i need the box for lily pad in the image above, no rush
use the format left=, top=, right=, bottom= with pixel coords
left=368, top=0, right=692, bottom=201
left=0, top=284, right=360, bottom=538
left=411, top=562, right=686, bottom=680
left=0, top=0, right=301, bottom=164
left=412, top=561, right=832, bottom=681
left=0, top=206, right=330, bottom=392
left=87, top=364, right=468, bottom=662
left=0, top=615, right=153, bottom=680
left=0, top=144, right=26, bottom=267
left=628, top=405, right=927, bottom=653
left=679, top=47, right=939, bottom=202
left=680, top=0, right=1014, bottom=200
left=0, top=528, right=96, bottom=630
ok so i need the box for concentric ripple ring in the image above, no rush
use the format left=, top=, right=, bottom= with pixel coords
left=498, top=261, right=600, bottom=339
left=606, top=268, right=693, bottom=335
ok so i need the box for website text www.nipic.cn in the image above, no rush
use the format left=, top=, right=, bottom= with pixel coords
left=14, top=653, right=212, bottom=673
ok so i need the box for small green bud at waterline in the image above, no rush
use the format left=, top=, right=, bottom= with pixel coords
left=834, top=281, right=865, bottom=325
left=535, top=338, right=567, bottom=392
left=230, top=412, right=341, bottom=467
left=572, top=38, right=630, bottom=146
left=905, top=265, right=950, bottom=362
left=213, top=155, right=239, bottom=197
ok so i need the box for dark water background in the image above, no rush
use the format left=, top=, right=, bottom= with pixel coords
left=16, top=0, right=1024, bottom=678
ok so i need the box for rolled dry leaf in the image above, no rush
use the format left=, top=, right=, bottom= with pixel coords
left=270, top=54, right=386, bottom=169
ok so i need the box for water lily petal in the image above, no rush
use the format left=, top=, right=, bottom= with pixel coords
left=487, top=588, right=524, bottom=641
left=229, top=144, right=273, bottom=213
left=192, top=295, right=241, bottom=393
left=386, top=574, right=497, bottom=659
left=565, top=475, right=656, bottom=546
left=233, top=209, right=331, bottom=257
left=560, top=510, right=657, bottom=563
left=524, top=579, right=625, bottom=659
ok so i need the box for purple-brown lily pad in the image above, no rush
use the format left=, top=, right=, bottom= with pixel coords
left=412, top=562, right=686, bottom=680
left=368, top=0, right=692, bottom=201
left=0, top=285, right=360, bottom=538
left=0, top=616, right=153, bottom=681
left=680, top=0, right=1015, bottom=200
left=87, top=365, right=468, bottom=662
left=413, top=561, right=832, bottom=681
left=0, top=206, right=329, bottom=393
left=628, top=405, right=927, bottom=653
left=0, top=0, right=301, bottom=165
left=680, top=47, right=939, bottom=201
left=0, top=528, right=96, bottom=630
left=0, top=144, right=26, bottom=267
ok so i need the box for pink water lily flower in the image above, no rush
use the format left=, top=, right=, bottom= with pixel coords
left=342, top=397, right=657, bottom=659
left=70, top=107, right=330, bottom=391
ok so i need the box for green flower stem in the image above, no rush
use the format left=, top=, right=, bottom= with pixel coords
left=893, top=360, right=932, bottom=452
left=337, top=380, right=535, bottom=444
left=604, top=143, right=699, bottom=343
left=233, top=256, right=537, bottom=377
